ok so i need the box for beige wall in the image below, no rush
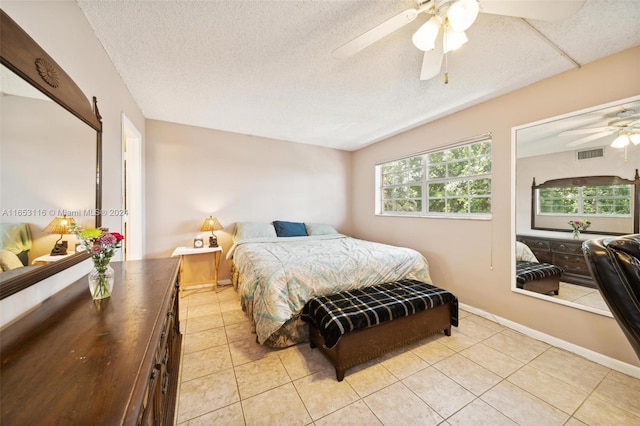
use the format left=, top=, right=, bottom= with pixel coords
left=144, top=120, right=352, bottom=280
left=351, top=47, right=640, bottom=367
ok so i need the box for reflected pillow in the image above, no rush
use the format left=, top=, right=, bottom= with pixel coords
left=516, top=241, right=539, bottom=263
left=0, top=249, right=25, bottom=271
left=273, top=221, right=308, bottom=237
left=305, top=223, right=338, bottom=236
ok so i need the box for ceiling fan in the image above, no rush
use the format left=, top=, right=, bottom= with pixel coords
left=332, top=0, right=586, bottom=83
left=563, top=108, right=640, bottom=148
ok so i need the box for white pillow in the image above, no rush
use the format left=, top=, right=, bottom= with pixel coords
left=304, top=223, right=338, bottom=236
left=0, top=249, right=25, bottom=271
left=233, top=222, right=277, bottom=241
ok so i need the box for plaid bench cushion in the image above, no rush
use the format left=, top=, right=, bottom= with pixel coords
left=516, top=261, right=563, bottom=286
left=301, top=279, right=458, bottom=349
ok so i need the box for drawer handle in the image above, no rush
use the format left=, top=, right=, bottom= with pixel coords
left=559, top=244, right=566, bottom=250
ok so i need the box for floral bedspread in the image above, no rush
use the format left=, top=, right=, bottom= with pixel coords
left=230, top=235, right=432, bottom=345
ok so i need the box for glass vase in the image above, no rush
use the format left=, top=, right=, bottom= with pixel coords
left=88, top=264, right=114, bottom=299
left=572, top=230, right=580, bottom=240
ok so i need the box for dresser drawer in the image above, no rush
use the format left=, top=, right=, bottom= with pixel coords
left=531, top=250, right=552, bottom=264
left=553, top=253, right=590, bottom=275
left=520, top=238, right=551, bottom=251
left=551, top=241, right=583, bottom=255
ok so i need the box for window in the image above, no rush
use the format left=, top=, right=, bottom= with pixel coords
left=377, top=136, right=492, bottom=217
left=538, top=184, right=632, bottom=216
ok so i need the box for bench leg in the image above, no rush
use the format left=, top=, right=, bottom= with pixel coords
left=336, top=368, right=345, bottom=382
left=444, top=327, right=451, bottom=336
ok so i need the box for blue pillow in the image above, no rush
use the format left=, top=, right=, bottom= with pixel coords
left=273, top=221, right=308, bottom=237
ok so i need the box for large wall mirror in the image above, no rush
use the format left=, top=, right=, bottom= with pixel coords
left=0, top=10, right=102, bottom=299
left=513, top=95, right=640, bottom=316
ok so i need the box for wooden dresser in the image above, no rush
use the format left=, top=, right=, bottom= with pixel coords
left=0, top=258, right=182, bottom=425
left=516, top=235, right=595, bottom=288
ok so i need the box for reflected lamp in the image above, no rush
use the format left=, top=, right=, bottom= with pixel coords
left=44, top=215, right=75, bottom=255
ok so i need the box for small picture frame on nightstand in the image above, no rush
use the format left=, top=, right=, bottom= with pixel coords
left=193, top=237, right=204, bottom=248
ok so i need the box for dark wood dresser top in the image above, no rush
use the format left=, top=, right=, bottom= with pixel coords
left=0, top=257, right=180, bottom=425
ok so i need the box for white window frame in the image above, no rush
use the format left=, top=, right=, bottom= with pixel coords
left=537, top=184, right=633, bottom=218
left=375, top=134, right=492, bottom=219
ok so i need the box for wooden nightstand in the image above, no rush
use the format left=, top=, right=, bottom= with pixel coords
left=171, top=246, right=222, bottom=297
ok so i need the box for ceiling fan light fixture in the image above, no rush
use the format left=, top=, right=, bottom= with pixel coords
left=630, top=132, right=640, bottom=146
left=412, top=15, right=442, bottom=51
left=611, top=133, right=630, bottom=148
left=443, top=26, right=468, bottom=53
left=447, top=0, right=479, bottom=32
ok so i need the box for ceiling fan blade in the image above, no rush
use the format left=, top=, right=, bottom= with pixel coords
left=566, top=130, right=614, bottom=147
left=420, top=46, right=444, bottom=80
left=479, top=0, right=586, bottom=21
left=560, top=126, right=610, bottom=136
left=332, top=8, right=421, bottom=59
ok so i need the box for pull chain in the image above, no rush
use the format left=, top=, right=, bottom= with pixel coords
left=443, top=21, right=449, bottom=84
left=444, top=49, right=449, bottom=84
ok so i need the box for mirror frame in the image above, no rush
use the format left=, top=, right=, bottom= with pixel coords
left=531, top=173, right=640, bottom=235
left=0, top=10, right=102, bottom=299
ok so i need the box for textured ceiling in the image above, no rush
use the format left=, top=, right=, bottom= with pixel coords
left=78, top=0, right=640, bottom=151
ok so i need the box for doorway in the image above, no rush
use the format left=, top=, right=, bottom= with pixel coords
left=122, top=113, right=143, bottom=260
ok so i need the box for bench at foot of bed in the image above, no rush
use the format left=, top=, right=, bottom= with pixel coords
left=301, top=279, right=458, bottom=382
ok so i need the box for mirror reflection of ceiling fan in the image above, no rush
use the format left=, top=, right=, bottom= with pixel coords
left=333, top=0, right=586, bottom=83
left=563, top=108, right=640, bottom=149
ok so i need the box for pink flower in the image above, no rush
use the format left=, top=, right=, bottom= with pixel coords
left=100, top=233, right=117, bottom=246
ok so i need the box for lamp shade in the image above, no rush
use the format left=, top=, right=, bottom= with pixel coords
left=412, top=15, right=442, bottom=52
left=611, top=133, right=630, bottom=148
left=44, top=216, right=75, bottom=235
left=447, top=0, right=480, bottom=32
left=200, top=216, right=223, bottom=233
left=443, top=27, right=468, bottom=53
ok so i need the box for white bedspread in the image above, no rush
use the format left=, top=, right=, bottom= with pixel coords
left=230, top=235, right=432, bottom=344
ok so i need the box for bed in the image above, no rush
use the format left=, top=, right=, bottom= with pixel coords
left=0, top=223, right=32, bottom=273
left=228, top=221, right=432, bottom=348
left=515, top=241, right=562, bottom=295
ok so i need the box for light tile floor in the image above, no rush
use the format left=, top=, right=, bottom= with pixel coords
left=175, top=286, right=640, bottom=425
left=554, top=282, right=609, bottom=312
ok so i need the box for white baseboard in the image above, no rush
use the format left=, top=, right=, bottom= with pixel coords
left=459, top=302, right=640, bottom=380
left=180, top=279, right=233, bottom=291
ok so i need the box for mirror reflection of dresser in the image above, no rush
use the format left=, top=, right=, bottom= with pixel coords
left=516, top=234, right=594, bottom=288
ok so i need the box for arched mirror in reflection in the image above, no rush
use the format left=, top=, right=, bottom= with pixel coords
left=0, top=10, right=102, bottom=299
left=513, top=95, right=640, bottom=315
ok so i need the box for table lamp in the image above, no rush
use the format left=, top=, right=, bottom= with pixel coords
left=44, top=215, right=75, bottom=255
left=200, top=216, right=223, bottom=248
